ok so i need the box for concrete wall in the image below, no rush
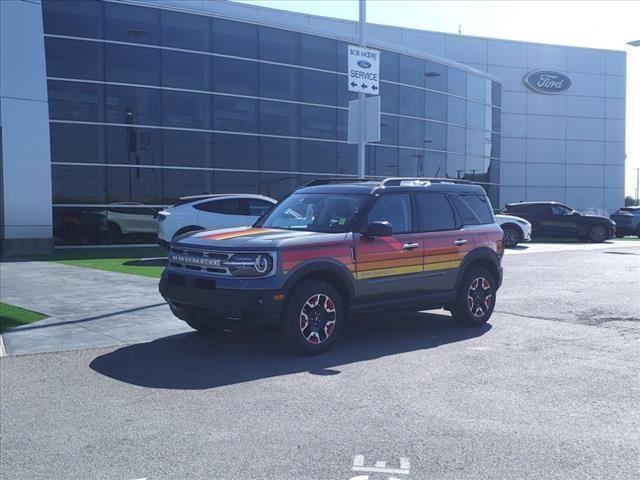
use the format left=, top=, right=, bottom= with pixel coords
left=0, top=0, right=53, bottom=254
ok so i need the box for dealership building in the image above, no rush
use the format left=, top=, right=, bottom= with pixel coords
left=0, top=0, right=626, bottom=252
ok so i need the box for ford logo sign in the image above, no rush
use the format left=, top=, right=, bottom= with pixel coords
left=524, top=70, right=572, bottom=94
left=357, top=60, right=372, bottom=69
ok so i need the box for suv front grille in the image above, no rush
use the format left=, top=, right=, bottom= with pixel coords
left=169, top=247, right=234, bottom=276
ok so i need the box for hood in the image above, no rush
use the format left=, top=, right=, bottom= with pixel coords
left=582, top=213, right=615, bottom=223
left=174, top=226, right=349, bottom=250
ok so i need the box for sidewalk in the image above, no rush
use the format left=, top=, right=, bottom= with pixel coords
left=0, top=260, right=189, bottom=356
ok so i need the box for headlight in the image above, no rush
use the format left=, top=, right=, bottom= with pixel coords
left=223, top=253, right=274, bottom=277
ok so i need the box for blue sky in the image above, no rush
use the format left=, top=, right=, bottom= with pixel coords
left=238, top=0, right=640, bottom=198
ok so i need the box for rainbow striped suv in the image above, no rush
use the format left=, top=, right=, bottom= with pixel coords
left=159, top=178, right=504, bottom=354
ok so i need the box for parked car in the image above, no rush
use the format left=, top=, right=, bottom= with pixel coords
left=501, top=201, right=616, bottom=242
left=495, top=214, right=532, bottom=248
left=159, top=177, right=504, bottom=354
left=610, top=206, right=640, bottom=238
left=157, top=194, right=276, bottom=249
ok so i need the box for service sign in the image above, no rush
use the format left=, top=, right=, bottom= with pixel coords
left=524, top=70, right=572, bottom=94
left=348, top=45, right=380, bottom=94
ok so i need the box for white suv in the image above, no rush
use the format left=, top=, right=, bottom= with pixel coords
left=495, top=214, right=532, bottom=248
left=157, top=194, right=276, bottom=248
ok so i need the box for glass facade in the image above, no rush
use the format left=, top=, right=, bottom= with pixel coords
left=42, top=0, right=500, bottom=245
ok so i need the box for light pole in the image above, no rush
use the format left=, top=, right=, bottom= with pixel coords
left=627, top=40, right=639, bottom=204
left=357, top=0, right=366, bottom=178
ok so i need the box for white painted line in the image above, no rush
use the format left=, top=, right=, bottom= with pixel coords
left=400, top=457, right=411, bottom=470
left=0, top=335, right=6, bottom=358
left=374, top=460, right=387, bottom=468
left=352, top=455, right=365, bottom=467
left=352, top=466, right=410, bottom=475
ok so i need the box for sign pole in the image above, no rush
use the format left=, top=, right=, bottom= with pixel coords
left=357, top=0, right=366, bottom=179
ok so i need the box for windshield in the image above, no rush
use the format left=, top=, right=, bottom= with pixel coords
left=258, top=193, right=369, bottom=233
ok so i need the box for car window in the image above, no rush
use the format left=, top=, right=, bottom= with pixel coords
left=450, top=194, right=482, bottom=225
left=511, top=204, right=549, bottom=215
left=551, top=204, right=572, bottom=215
left=247, top=199, right=274, bottom=217
left=455, top=194, right=493, bottom=224
left=367, top=194, right=413, bottom=233
left=194, top=198, right=249, bottom=215
left=416, top=193, right=457, bottom=232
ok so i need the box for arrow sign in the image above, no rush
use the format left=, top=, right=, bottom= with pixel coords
left=347, top=45, right=380, bottom=95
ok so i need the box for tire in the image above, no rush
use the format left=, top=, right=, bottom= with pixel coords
left=588, top=225, right=607, bottom=243
left=281, top=280, right=344, bottom=355
left=450, top=266, right=496, bottom=327
left=502, top=225, right=521, bottom=248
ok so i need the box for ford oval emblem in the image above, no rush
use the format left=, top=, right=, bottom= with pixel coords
left=524, top=70, right=572, bottom=94
left=357, top=60, right=372, bottom=69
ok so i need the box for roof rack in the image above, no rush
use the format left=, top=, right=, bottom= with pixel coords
left=379, top=177, right=472, bottom=187
left=304, top=177, right=377, bottom=187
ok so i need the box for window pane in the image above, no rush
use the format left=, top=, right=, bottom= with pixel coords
left=53, top=165, right=106, bottom=204
left=213, top=96, right=258, bottom=133
left=337, top=143, right=357, bottom=175
left=195, top=199, right=248, bottom=215
left=299, top=140, right=336, bottom=173
left=447, top=125, right=466, bottom=153
left=399, top=117, right=423, bottom=148
left=163, top=91, right=211, bottom=129
left=213, top=57, right=258, bottom=95
left=367, top=145, right=398, bottom=177
left=337, top=82, right=358, bottom=107
left=45, top=38, right=103, bottom=80
left=491, top=133, right=501, bottom=158
left=424, top=150, right=447, bottom=177
left=398, top=148, right=426, bottom=177
left=300, top=106, right=336, bottom=140
left=448, top=67, right=467, bottom=97
left=417, top=193, right=456, bottom=232
left=259, top=101, right=299, bottom=136
left=300, top=34, right=337, bottom=71
left=425, top=91, right=447, bottom=122
left=367, top=194, right=413, bottom=233
left=380, top=82, right=399, bottom=114
left=337, top=109, right=348, bottom=141
left=424, top=61, right=448, bottom=92
left=399, top=55, right=424, bottom=87
left=466, top=128, right=485, bottom=156
left=105, top=3, right=159, bottom=45
left=300, top=70, right=337, bottom=105
left=446, top=153, right=466, bottom=179
left=214, top=171, right=259, bottom=195
left=492, top=107, right=501, bottom=133
left=380, top=115, right=399, bottom=145
left=161, top=10, right=211, bottom=51
left=259, top=64, right=299, bottom=101
left=260, top=137, right=299, bottom=172
left=424, top=121, right=446, bottom=151
left=161, top=169, right=214, bottom=203
left=336, top=42, right=350, bottom=74
left=466, top=75, right=486, bottom=102
left=161, top=50, right=211, bottom=90
left=50, top=123, right=105, bottom=164
left=48, top=80, right=104, bottom=122
left=106, top=85, right=161, bottom=125
left=451, top=193, right=493, bottom=224
left=447, top=96, right=465, bottom=125
left=105, top=44, right=160, bottom=85
left=399, top=86, right=425, bottom=118
left=106, top=127, right=162, bottom=166
left=213, top=133, right=259, bottom=170
left=212, top=18, right=258, bottom=58
left=380, top=50, right=399, bottom=82
left=259, top=26, right=299, bottom=63
left=491, top=81, right=502, bottom=107
left=163, top=130, right=213, bottom=168
left=466, top=101, right=485, bottom=130
left=43, top=0, right=103, bottom=38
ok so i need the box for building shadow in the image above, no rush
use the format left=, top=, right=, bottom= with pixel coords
left=90, top=312, right=491, bottom=390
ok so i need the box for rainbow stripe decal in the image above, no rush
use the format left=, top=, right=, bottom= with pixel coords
left=201, top=228, right=280, bottom=241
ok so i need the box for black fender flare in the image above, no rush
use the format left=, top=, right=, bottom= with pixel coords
left=282, top=259, right=356, bottom=303
left=454, top=247, right=502, bottom=289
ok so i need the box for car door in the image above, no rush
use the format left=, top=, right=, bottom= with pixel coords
left=353, top=193, right=425, bottom=300
left=547, top=204, right=579, bottom=236
left=416, top=192, right=467, bottom=293
left=511, top=204, right=550, bottom=236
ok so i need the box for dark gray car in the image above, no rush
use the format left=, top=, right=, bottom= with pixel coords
left=610, top=206, right=640, bottom=238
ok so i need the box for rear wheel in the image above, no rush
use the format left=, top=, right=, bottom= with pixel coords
left=450, top=267, right=496, bottom=327
left=502, top=225, right=521, bottom=248
left=281, top=280, right=344, bottom=355
left=589, top=225, right=607, bottom=243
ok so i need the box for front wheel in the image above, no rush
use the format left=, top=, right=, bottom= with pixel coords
left=589, top=225, right=607, bottom=243
left=281, top=280, right=344, bottom=355
left=502, top=225, right=521, bottom=248
left=450, top=267, right=496, bottom=327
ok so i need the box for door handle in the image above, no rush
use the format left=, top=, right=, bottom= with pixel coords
left=453, top=239, right=468, bottom=246
left=402, top=242, right=420, bottom=250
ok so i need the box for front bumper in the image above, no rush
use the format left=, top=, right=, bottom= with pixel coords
left=159, top=271, right=285, bottom=328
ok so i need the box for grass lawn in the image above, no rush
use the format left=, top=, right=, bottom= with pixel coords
left=34, top=247, right=167, bottom=278
left=0, top=302, right=48, bottom=331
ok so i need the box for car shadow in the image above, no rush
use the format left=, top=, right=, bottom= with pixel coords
left=90, top=312, right=491, bottom=390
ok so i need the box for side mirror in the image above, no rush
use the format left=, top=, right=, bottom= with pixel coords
left=364, top=221, right=393, bottom=237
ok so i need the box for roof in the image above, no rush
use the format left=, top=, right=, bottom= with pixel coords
left=296, top=177, right=487, bottom=195
left=505, top=201, right=564, bottom=206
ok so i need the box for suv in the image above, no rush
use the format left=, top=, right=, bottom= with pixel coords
left=501, top=201, right=616, bottom=243
left=610, top=206, right=640, bottom=238
left=159, top=178, right=504, bottom=354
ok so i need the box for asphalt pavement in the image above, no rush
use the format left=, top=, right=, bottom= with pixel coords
left=1, top=243, right=639, bottom=479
